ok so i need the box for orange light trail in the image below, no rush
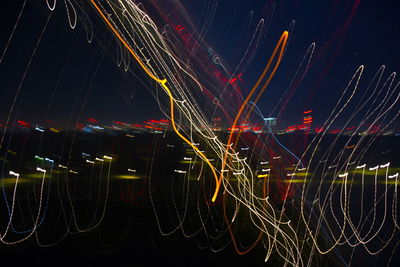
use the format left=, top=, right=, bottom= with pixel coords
left=87, top=0, right=220, bottom=201
left=217, top=31, right=289, bottom=202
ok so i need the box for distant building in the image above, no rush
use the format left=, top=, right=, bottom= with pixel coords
left=263, top=117, right=277, bottom=132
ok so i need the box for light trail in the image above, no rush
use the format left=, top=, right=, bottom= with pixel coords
left=0, top=1, right=400, bottom=266
left=219, top=31, right=289, bottom=201
left=87, top=0, right=221, bottom=203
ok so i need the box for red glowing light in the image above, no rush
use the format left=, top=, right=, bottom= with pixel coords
left=87, top=117, right=98, bottom=123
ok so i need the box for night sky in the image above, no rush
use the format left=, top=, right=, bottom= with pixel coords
left=1, top=0, right=400, bottom=129
left=1, top=2, right=400, bottom=266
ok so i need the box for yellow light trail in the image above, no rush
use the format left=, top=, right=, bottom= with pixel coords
left=87, top=0, right=220, bottom=201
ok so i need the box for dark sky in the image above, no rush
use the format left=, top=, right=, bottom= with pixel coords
left=186, top=0, right=400, bottom=127
left=1, top=0, right=400, bottom=129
